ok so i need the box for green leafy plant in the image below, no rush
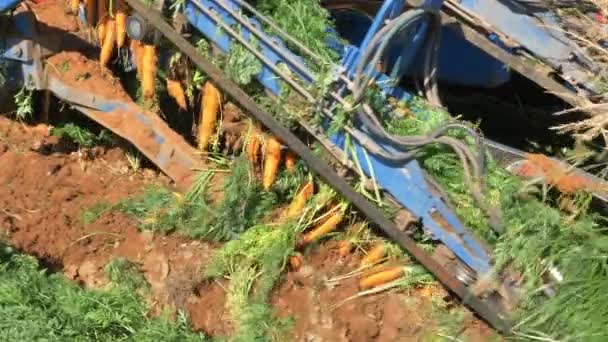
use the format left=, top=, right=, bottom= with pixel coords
left=105, top=258, right=149, bottom=290
left=13, top=87, right=34, bottom=121
left=51, top=123, right=114, bottom=148
left=111, top=155, right=276, bottom=241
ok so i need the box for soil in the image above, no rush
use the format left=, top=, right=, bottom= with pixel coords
left=29, top=0, right=80, bottom=33
left=47, top=52, right=132, bottom=102
left=0, top=116, right=500, bottom=341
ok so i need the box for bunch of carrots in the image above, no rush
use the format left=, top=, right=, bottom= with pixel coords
left=246, top=126, right=298, bottom=190
left=70, top=0, right=160, bottom=101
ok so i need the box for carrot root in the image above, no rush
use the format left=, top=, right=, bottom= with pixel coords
left=284, top=181, right=314, bottom=220
left=359, top=267, right=405, bottom=290
left=198, top=81, right=222, bottom=151
left=99, top=19, right=115, bottom=66
left=115, top=11, right=127, bottom=48
left=284, top=149, right=297, bottom=170
left=262, top=137, right=282, bottom=190
left=299, top=210, right=343, bottom=247
left=142, top=44, right=157, bottom=99
left=360, top=243, right=386, bottom=268
left=167, top=78, right=188, bottom=111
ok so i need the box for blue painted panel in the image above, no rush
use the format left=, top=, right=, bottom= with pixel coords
left=0, top=0, right=20, bottom=13
left=458, top=0, right=573, bottom=63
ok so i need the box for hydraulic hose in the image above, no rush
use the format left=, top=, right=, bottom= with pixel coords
left=338, top=8, right=504, bottom=232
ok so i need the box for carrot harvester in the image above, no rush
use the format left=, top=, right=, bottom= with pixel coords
left=2, top=0, right=607, bottom=334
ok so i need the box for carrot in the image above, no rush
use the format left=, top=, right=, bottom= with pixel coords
left=71, top=0, right=79, bottom=15
left=359, top=266, right=404, bottom=290
left=246, top=129, right=262, bottom=169
left=142, top=44, right=157, bottom=99
left=97, top=17, right=107, bottom=45
left=198, top=81, right=222, bottom=151
left=85, top=0, right=97, bottom=26
left=166, top=78, right=188, bottom=111
left=289, top=253, right=303, bottom=271
left=262, top=137, right=282, bottom=190
left=130, top=39, right=144, bottom=80
left=337, top=239, right=352, bottom=256
left=115, top=11, right=127, bottom=48
left=360, top=243, right=386, bottom=268
left=298, top=210, right=343, bottom=247
left=284, top=149, right=297, bottom=170
left=284, top=181, right=314, bottom=219
left=99, top=19, right=115, bottom=66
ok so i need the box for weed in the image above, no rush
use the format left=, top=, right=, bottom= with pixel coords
left=13, top=87, right=33, bottom=121
left=82, top=201, right=113, bottom=225
left=224, top=36, right=262, bottom=86
left=114, top=155, right=276, bottom=241
left=51, top=123, right=114, bottom=148
left=59, top=60, right=71, bottom=74
left=105, top=258, right=149, bottom=290
left=125, top=149, right=142, bottom=173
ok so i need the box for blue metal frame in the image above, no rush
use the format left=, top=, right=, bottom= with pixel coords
left=181, top=0, right=493, bottom=276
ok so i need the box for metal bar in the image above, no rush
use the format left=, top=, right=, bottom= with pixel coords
left=201, top=0, right=316, bottom=81
left=231, top=0, right=326, bottom=64
left=47, top=75, right=202, bottom=188
left=440, top=7, right=581, bottom=106
left=124, top=0, right=512, bottom=333
left=191, top=1, right=316, bottom=102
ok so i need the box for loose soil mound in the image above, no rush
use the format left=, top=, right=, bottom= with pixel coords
left=0, top=117, right=498, bottom=340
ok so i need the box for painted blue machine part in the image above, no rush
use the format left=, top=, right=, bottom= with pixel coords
left=1, top=10, right=45, bottom=90
left=180, top=0, right=493, bottom=275
left=0, top=0, right=20, bottom=13
left=184, top=0, right=314, bottom=96
left=458, top=0, right=572, bottom=63
left=329, top=128, right=491, bottom=274
left=331, top=5, right=511, bottom=88
left=456, top=0, right=597, bottom=90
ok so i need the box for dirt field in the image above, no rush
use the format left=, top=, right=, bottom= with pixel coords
left=0, top=116, right=499, bottom=341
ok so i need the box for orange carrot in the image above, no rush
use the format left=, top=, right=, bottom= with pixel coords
left=71, top=0, right=79, bottom=15
left=299, top=210, right=343, bottom=247
left=99, top=19, right=115, bottom=66
left=246, top=130, right=262, bottom=169
left=284, top=181, right=314, bottom=219
left=166, top=78, right=188, bottom=111
left=360, top=243, right=386, bottom=268
left=97, top=16, right=107, bottom=45
left=262, top=137, right=282, bottom=190
left=284, top=149, right=297, bottom=170
left=359, top=266, right=404, bottom=290
left=198, top=81, right=222, bottom=151
left=115, top=11, right=127, bottom=48
left=337, top=240, right=352, bottom=256
left=289, top=253, right=303, bottom=271
left=142, top=44, right=157, bottom=99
